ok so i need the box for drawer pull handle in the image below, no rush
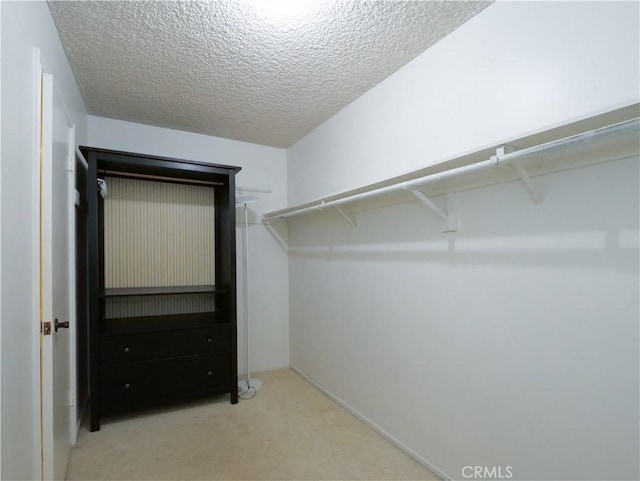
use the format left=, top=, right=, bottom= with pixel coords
left=123, top=347, right=130, bottom=353
left=124, top=383, right=131, bottom=389
left=207, top=371, right=213, bottom=376
left=207, top=338, right=212, bottom=343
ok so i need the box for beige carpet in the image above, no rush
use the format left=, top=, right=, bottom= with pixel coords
left=66, top=369, right=439, bottom=480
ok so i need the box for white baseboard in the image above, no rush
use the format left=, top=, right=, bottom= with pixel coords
left=291, top=366, right=453, bottom=481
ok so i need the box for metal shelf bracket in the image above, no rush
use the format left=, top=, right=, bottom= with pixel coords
left=409, top=189, right=458, bottom=232
left=317, top=200, right=357, bottom=228
left=263, top=218, right=289, bottom=251
left=494, top=145, right=543, bottom=204
left=334, top=206, right=357, bottom=228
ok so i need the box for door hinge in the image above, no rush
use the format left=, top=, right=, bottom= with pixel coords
left=42, top=322, right=52, bottom=336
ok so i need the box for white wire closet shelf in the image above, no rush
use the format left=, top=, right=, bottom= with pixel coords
left=264, top=112, right=639, bottom=232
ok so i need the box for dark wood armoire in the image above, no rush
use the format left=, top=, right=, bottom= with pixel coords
left=82, top=147, right=240, bottom=432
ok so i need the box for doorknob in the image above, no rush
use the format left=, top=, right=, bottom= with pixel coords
left=54, top=318, right=70, bottom=332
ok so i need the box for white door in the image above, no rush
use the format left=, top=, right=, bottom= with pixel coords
left=39, top=67, right=76, bottom=480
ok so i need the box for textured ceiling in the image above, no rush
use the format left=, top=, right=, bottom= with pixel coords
left=48, top=1, right=491, bottom=148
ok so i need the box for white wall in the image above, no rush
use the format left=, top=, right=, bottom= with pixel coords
left=287, top=2, right=639, bottom=480
left=1, top=1, right=88, bottom=479
left=289, top=157, right=639, bottom=480
left=88, top=116, right=290, bottom=374
left=288, top=1, right=640, bottom=206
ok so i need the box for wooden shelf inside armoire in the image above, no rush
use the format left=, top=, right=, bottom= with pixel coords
left=103, top=285, right=229, bottom=297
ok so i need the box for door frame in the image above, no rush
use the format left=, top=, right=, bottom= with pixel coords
left=39, top=62, right=56, bottom=481
left=33, top=46, right=45, bottom=480
left=67, top=125, right=78, bottom=445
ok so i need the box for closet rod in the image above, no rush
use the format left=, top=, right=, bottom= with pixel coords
left=495, top=117, right=639, bottom=165
left=264, top=117, right=639, bottom=220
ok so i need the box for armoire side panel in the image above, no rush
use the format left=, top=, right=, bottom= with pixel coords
left=215, top=173, right=238, bottom=404
left=85, top=150, right=101, bottom=432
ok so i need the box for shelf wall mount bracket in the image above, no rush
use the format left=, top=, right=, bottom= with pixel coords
left=263, top=218, right=289, bottom=252
left=493, top=145, right=543, bottom=205
left=316, top=200, right=357, bottom=228
left=408, top=189, right=458, bottom=232
left=333, top=205, right=357, bottom=228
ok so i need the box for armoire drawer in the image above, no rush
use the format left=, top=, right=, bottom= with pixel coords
left=100, top=353, right=230, bottom=414
left=99, top=325, right=230, bottom=366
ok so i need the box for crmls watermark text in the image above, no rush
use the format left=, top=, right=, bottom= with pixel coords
left=462, top=466, right=513, bottom=479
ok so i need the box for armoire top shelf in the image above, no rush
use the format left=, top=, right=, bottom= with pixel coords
left=103, top=285, right=226, bottom=297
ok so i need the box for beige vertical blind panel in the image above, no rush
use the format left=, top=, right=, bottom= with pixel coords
left=104, top=177, right=215, bottom=288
